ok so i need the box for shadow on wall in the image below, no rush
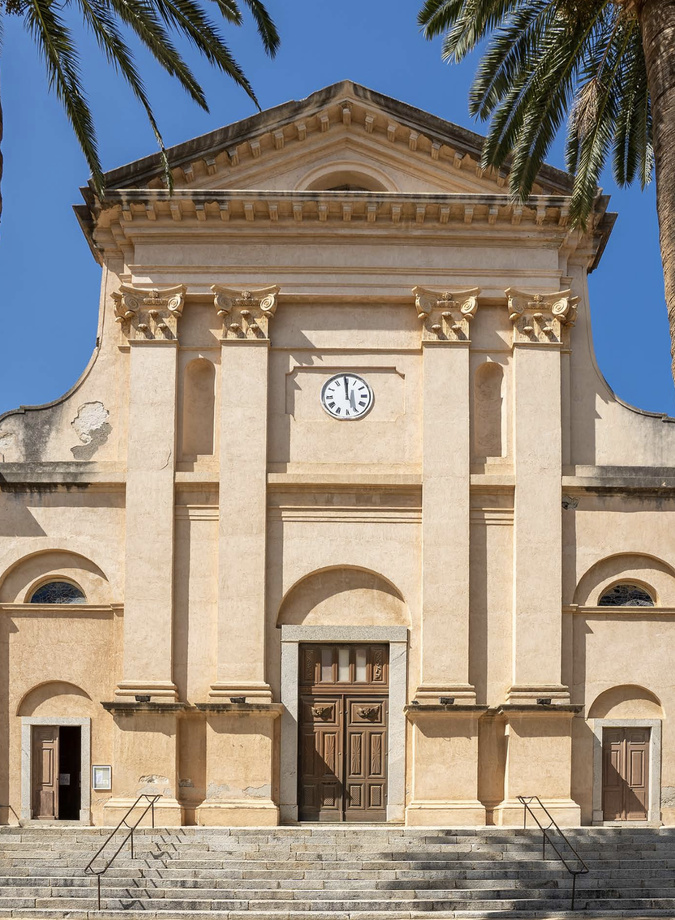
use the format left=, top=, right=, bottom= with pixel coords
left=277, top=567, right=409, bottom=627
left=17, top=681, right=94, bottom=718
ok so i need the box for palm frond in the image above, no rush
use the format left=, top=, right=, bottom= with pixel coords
left=23, top=0, right=104, bottom=192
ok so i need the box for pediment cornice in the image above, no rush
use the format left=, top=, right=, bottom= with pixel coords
left=89, top=82, right=574, bottom=198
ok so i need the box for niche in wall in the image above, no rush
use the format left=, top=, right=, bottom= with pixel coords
left=473, top=361, right=504, bottom=458
left=181, top=358, right=215, bottom=458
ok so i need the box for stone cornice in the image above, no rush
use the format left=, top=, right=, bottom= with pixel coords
left=82, top=190, right=614, bottom=273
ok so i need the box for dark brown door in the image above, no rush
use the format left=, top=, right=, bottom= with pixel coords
left=298, top=644, right=388, bottom=822
left=602, top=728, right=649, bottom=821
left=32, top=726, right=59, bottom=819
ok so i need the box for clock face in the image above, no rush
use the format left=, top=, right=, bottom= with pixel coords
left=321, top=373, right=373, bottom=420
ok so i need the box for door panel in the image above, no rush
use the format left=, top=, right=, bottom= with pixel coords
left=345, top=698, right=387, bottom=822
left=32, top=726, right=59, bottom=820
left=602, top=727, right=649, bottom=821
left=298, top=644, right=389, bottom=822
left=299, top=695, right=343, bottom=821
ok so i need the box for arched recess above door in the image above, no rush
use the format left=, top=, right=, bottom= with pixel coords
left=277, top=566, right=409, bottom=628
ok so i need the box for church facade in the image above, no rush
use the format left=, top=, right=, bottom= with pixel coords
left=1, top=81, right=673, bottom=828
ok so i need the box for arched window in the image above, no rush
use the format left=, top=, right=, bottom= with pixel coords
left=598, top=584, right=655, bottom=607
left=30, top=581, right=86, bottom=604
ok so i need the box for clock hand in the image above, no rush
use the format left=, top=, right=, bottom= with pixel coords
left=344, top=376, right=349, bottom=402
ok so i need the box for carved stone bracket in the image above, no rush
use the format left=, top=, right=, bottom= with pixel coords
left=112, top=284, right=185, bottom=341
left=211, top=285, right=280, bottom=341
left=412, top=286, right=480, bottom=343
left=505, top=288, right=579, bottom=345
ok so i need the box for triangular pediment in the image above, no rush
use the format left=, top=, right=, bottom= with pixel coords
left=101, top=81, right=573, bottom=199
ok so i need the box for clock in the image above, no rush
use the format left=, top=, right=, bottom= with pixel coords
left=321, top=373, right=373, bottom=420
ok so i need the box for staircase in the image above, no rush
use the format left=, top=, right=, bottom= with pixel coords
left=0, top=824, right=674, bottom=918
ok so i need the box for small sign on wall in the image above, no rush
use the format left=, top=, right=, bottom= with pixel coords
left=92, top=765, right=112, bottom=791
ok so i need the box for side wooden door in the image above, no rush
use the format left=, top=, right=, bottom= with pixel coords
left=344, top=697, right=387, bottom=821
left=602, top=728, right=649, bottom=821
left=31, top=726, right=59, bottom=819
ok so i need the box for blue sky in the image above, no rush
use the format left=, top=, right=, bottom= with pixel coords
left=0, top=0, right=671, bottom=417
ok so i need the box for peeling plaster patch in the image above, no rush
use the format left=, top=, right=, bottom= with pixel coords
left=662, top=786, right=675, bottom=807
left=178, top=778, right=194, bottom=788
left=0, top=431, right=15, bottom=462
left=206, top=782, right=272, bottom=801
left=138, top=774, right=172, bottom=796
left=71, top=402, right=111, bottom=460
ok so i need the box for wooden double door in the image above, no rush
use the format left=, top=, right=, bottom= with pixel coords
left=602, top=727, right=649, bottom=821
left=298, top=644, right=388, bottom=822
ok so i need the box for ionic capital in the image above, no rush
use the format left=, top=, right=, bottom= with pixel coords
left=505, top=288, right=579, bottom=345
left=412, top=286, right=480, bottom=344
left=211, top=285, right=280, bottom=341
left=112, top=284, right=185, bottom=341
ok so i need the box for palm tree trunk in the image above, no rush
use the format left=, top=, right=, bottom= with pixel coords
left=640, top=0, right=675, bottom=385
left=0, top=72, right=3, bottom=229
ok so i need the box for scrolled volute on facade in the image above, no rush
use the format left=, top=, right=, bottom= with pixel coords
left=211, top=285, right=280, bottom=341
left=412, top=286, right=480, bottom=343
left=112, top=283, right=186, bottom=341
left=505, top=288, right=579, bottom=345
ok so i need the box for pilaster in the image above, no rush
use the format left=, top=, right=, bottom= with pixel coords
left=209, top=286, right=279, bottom=702
left=413, top=286, right=479, bottom=703
left=113, top=285, right=185, bottom=701
left=506, top=288, right=578, bottom=706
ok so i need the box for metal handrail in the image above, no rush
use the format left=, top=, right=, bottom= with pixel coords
left=518, top=794, right=589, bottom=910
left=84, top=793, right=161, bottom=910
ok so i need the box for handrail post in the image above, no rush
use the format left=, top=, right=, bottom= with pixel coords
left=151, top=797, right=155, bottom=829
left=542, top=831, right=546, bottom=860
left=523, top=799, right=527, bottom=829
left=572, top=871, right=577, bottom=911
left=97, top=874, right=101, bottom=911
left=130, top=826, right=134, bottom=860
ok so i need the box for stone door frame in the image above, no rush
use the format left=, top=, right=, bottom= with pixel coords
left=280, top=625, right=408, bottom=823
left=21, top=717, right=92, bottom=823
left=592, top=718, right=661, bottom=825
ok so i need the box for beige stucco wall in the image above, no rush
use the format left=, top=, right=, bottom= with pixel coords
left=1, top=82, right=673, bottom=827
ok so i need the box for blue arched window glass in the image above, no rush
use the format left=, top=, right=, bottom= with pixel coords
left=30, top=581, right=86, bottom=604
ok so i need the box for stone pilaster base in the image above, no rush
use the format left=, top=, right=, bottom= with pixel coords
left=102, top=796, right=183, bottom=827
left=195, top=703, right=282, bottom=826
left=406, top=800, right=486, bottom=825
left=493, top=797, right=581, bottom=827
left=208, top=682, right=273, bottom=703
left=404, top=705, right=487, bottom=827
left=413, top=684, right=477, bottom=704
